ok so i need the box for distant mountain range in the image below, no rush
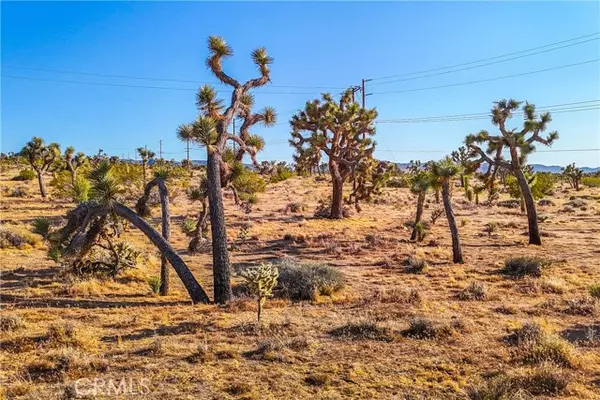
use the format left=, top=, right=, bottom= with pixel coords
left=392, top=162, right=599, bottom=173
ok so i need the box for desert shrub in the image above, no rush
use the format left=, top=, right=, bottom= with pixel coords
left=430, top=209, right=444, bottom=225
left=9, top=186, right=27, bottom=197
left=497, top=199, right=521, bottom=208
left=0, top=314, right=25, bottom=332
left=111, top=163, right=144, bottom=191
left=484, top=222, right=499, bottom=237
left=12, top=168, right=36, bottom=181
left=539, top=277, right=567, bottom=294
left=329, top=321, right=393, bottom=342
left=531, top=173, right=556, bottom=198
left=233, top=168, right=266, bottom=202
left=403, top=256, right=428, bottom=273
left=537, top=214, right=550, bottom=222
left=538, top=199, right=554, bottom=206
left=402, top=317, right=454, bottom=340
left=564, top=297, right=597, bottom=316
left=269, top=164, right=294, bottom=183
left=274, top=259, right=344, bottom=301
left=502, top=257, right=550, bottom=278
left=507, top=322, right=580, bottom=368
left=459, top=282, right=487, bottom=300
left=0, top=226, right=42, bottom=249
left=370, top=287, right=422, bottom=305
left=461, top=218, right=468, bottom=227
left=581, top=176, right=600, bottom=188
left=565, top=198, right=587, bottom=208
left=45, top=322, right=97, bottom=351
left=314, top=197, right=351, bottom=218
left=467, top=365, right=570, bottom=399
left=66, top=241, right=140, bottom=278
left=589, top=284, right=600, bottom=299
left=180, top=217, right=196, bottom=236
left=32, top=217, right=51, bottom=239
left=148, top=276, right=161, bottom=294
left=283, top=202, right=306, bottom=213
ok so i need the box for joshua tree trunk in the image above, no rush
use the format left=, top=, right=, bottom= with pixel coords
left=113, top=202, right=210, bottom=303
left=206, top=149, right=232, bottom=304
left=514, top=167, right=541, bottom=245
left=331, top=176, right=344, bottom=219
left=189, top=198, right=209, bottom=253
left=156, top=179, right=171, bottom=296
left=442, top=180, right=463, bottom=263
left=35, top=168, right=47, bottom=198
left=410, top=191, right=426, bottom=241
left=142, top=162, right=147, bottom=187
left=434, top=188, right=440, bottom=204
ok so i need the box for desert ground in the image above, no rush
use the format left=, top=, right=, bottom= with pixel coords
left=1, top=168, right=599, bottom=400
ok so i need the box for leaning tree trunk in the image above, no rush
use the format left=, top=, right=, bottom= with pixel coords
left=36, top=169, right=47, bottom=198
left=113, top=202, right=210, bottom=303
left=442, top=180, right=463, bottom=263
left=434, top=188, right=440, bottom=204
left=410, top=191, right=426, bottom=241
left=514, top=167, right=541, bottom=245
left=156, top=179, right=171, bottom=296
left=330, top=177, right=345, bottom=219
left=206, top=149, right=232, bottom=304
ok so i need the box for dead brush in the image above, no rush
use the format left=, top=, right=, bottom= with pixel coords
left=369, top=287, right=422, bottom=305
left=329, top=321, right=394, bottom=342
left=402, top=317, right=454, bottom=340
left=458, top=282, right=488, bottom=301
left=563, top=296, right=597, bottom=316
left=44, top=322, right=97, bottom=351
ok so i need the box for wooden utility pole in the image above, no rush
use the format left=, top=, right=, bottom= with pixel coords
left=159, top=140, right=163, bottom=160
left=361, top=78, right=372, bottom=108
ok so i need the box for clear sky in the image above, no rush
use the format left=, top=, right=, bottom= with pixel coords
left=2, top=1, right=599, bottom=167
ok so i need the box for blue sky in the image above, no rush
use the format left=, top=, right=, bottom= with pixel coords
left=2, top=1, right=599, bottom=167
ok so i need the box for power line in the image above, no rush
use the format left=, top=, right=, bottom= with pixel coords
left=375, top=148, right=600, bottom=154
left=1, top=64, right=346, bottom=90
left=369, top=37, right=599, bottom=86
left=370, top=59, right=600, bottom=95
left=369, top=32, right=600, bottom=81
left=377, top=101, right=600, bottom=123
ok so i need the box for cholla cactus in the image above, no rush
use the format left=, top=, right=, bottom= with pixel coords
left=240, top=263, right=279, bottom=324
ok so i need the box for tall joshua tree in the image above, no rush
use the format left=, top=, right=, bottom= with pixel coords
left=183, top=36, right=275, bottom=304
left=64, top=146, right=88, bottom=183
left=135, top=168, right=172, bottom=296
left=466, top=99, right=558, bottom=245
left=562, top=163, right=583, bottom=191
left=20, top=137, right=61, bottom=198
left=290, top=89, right=378, bottom=219
left=431, top=157, right=464, bottom=264
left=137, top=147, right=156, bottom=186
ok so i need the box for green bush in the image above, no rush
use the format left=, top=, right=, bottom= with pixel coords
left=582, top=176, right=600, bottom=188
left=508, top=322, right=580, bottom=368
left=589, top=284, right=600, bottom=299
left=148, top=276, right=162, bottom=294
left=502, top=257, right=550, bottom=278
left=32, top=217, right=51, bottom=239
left=270, top=165, right=294, bottom=183
left=403, top=256, right=428, bottom=273
left=12, top=168, right=36, bottom=181
left=70, top=176, right=90, bottom=203
left=273, top=259, right=345, bottom=301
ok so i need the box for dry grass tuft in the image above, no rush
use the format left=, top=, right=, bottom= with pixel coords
left=329, top=321, right=394, bottom=342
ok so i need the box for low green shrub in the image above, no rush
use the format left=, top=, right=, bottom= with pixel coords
left=273, top=259, right=344, bottom=301
left=502, top=257, right=550, bottom=278
left=12, top=169, right=36, bottom=181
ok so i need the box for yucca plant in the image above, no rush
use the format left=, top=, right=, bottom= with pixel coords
left=148, top=276, right=162, bottom=295
left=20, top=137, right=61, bottom=198
left=136, top=147, right=155, bottom=187
left=32, top=217, right=51, bottom=239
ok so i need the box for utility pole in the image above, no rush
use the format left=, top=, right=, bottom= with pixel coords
left=186, top=139, right=190, bottom=166
left=361, top=78, right=372, bottom=108
left=349, top=85, right=360, bottom=103
left=159, top=140, right=163, bottom=160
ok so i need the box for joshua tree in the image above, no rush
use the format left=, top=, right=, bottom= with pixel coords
left=431, top=157, right=464, bottom=263
left=50, top=161, right=210, bottom=303
left=64, top=146, right=88, bottom=183
left=176, top=124, right=194, bottom=168
left=473, top=184, right=485, bottom=205
left=290, top=89, right=378, bottom=219
left=180, top=36, right=275, bottom=304
left=187, top=177, right=210, bottom=254
left=466, top=99, right=558, bottom=245
left=20, top=137, right=61, bottom=198
left=451, top=146, right=471, bottom=188
left=409, top=171, right=431, bottom=241
left=137, top=147, right=156, bottom=186
left=562, top=163, right=583, bottom=191
left=135, top=168, right=172, bottom=296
